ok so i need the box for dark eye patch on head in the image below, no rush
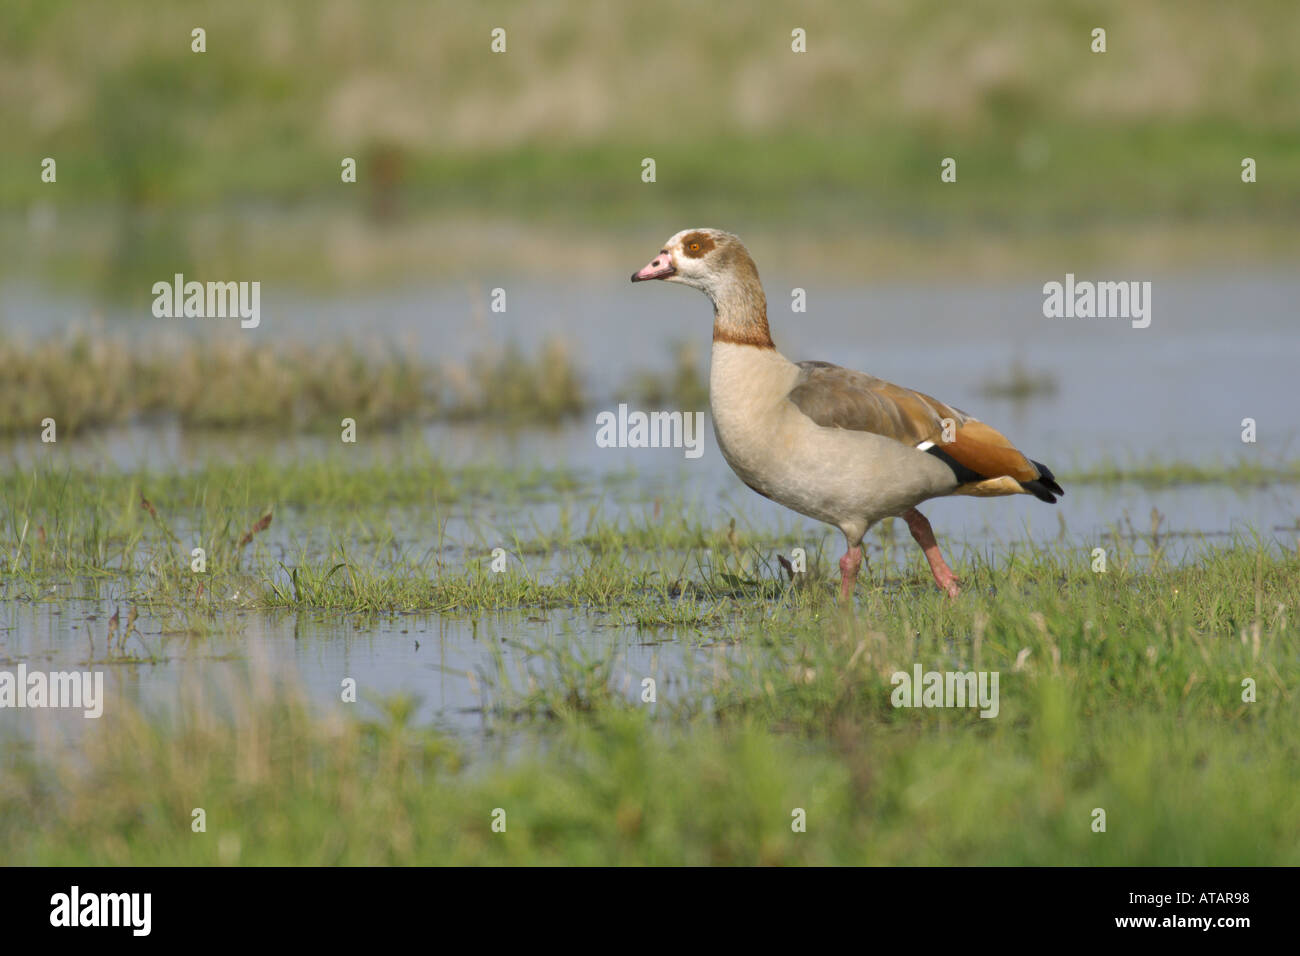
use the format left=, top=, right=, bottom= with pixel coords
left=681, top=232, right=716, bottom=258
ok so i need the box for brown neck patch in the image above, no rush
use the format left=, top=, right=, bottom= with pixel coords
left=713, top=320, right=774, bottom=348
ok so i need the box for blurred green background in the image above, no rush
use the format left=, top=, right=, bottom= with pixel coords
left=2, top=0, right=1298, bottom=294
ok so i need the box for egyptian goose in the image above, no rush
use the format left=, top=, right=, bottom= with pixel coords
left=631, top=228, right=1063, bottom=599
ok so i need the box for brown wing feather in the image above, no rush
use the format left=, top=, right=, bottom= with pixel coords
left=787, top=362, right=971, bottom=445
left=787, top=361, right=1041, bottom=484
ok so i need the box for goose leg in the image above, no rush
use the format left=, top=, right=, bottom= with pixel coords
left=838, top=546, right=864, bottom=601
left=902, top=508, right=960, bottom=598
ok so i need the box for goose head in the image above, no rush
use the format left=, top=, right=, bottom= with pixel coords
left=631, top=227, right=771, bottom=344
left=630, top=228, right=754, bottom=295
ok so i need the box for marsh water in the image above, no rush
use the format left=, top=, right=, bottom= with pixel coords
left=2, top=270, right=1297, bottom=745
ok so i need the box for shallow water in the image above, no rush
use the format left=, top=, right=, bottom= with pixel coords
left=0, top=594, right=707, bottom=739
left=2, top=270, right=1298, bottom=750
left=6, top=267, right=1298, bottom=465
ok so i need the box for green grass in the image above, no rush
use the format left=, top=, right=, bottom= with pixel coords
left=2, top=459, right=1296, bottom=625
left=0, top=331, right=595, bottom=434
left=976, top=359, right=1059, bottom=401
left=4, top=1, right=1300, bottom=288
left=5, top=702, right=1296, bottom=865
left=2, top=538, right=1296, bottom=864
left=1068, top=459, right=1300, bottom=489
left=3, top=458, right=1295, bottom=576
left=5, top=0, right=1299, bottom=213
left=1, top=453, right=1297, bottom=863
left=0, top=331, right=716, bottom=435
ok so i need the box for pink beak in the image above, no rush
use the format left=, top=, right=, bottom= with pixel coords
left=631, top=251, right=675, bottom=282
